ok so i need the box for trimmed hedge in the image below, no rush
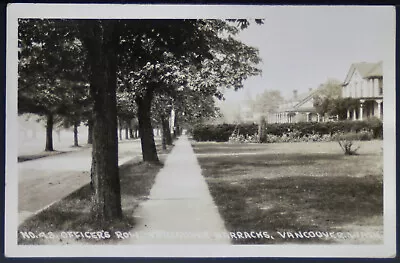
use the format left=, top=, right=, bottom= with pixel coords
left=191, top=123, right=258, bottom=142
left=191, top=119, right=383, bottom=142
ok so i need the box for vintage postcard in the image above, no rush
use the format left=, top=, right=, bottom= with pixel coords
left=5, top=4, right=396, bottom=258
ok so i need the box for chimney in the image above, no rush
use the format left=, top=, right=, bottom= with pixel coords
left=293, top=89, right=298, bottom=100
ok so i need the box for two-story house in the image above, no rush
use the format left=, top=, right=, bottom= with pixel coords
left=342, top=61, right=383, bottom=120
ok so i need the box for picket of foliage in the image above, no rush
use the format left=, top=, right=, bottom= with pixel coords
left=191, top=118, right=383, bottom=143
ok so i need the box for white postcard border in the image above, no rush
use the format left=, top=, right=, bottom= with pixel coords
left=5, top=4, right=396, bottom=258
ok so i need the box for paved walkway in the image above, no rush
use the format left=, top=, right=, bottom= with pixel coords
left=126, top=135, right=230, bottom=244
left=18, top=139, right=144, bottom=225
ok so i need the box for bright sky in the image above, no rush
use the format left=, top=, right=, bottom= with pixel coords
left=219, top=6, right=395, bottom=106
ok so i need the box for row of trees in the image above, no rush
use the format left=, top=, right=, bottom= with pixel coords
left=18, top=19, right=262, bottom=222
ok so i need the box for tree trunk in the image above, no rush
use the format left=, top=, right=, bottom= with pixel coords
left=174, top=111, right=180, bottom=137
left=87, top=119, right=93, bottom=144
left=73, top=121, right=79, bottom=147
left=118, top=118, right=123, bottom=140
left=258, top=116, right=266, bottom=143
left=81, top=20, right=122, bottom=222
left=160, top=114, right=170, bottom=150
left=45, top=112, right=54, bottom=151
left=164, top=118, right=173, bottom=146
left=160, top=121, right=167, bottom=150
left=129, top=128, right=134, bottom=139
left=125, top=120, right=129, bottom=140
left=136, top=88, right=159, bottom=163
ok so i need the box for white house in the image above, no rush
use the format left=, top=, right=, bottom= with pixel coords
left=342, top=61, right=383, bottom=120
left=269, top=88, right=323, bottom=123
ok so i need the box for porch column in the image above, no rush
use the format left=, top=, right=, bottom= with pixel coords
left=359, top=100, right=364, bottom=121
left=353, top=109, right=357, bottom=120
left=374, top=79, right=379, bottom=97
left=317, top=113, right=320, bottom=122
left=376, top=99, right=382, bottom=120
left=347, top=110, right=350, bottom=120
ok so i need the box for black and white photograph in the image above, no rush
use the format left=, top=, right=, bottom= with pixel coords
left=5, top=4, right=396, bottom=258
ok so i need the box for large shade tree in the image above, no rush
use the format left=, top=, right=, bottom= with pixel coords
left=18, top=19, right=88, bottom=151
left=119, top=19, right=262, bottom=162
left=18, top=18, right=263, bottom=223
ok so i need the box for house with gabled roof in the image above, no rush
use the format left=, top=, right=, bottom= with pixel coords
left=342, top=61, right=383, bottom=120
left=268, top=88, right=324, bottom=123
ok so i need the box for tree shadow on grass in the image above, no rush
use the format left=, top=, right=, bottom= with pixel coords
left=208, top=175, right=383, bottom=245
left=18, top=161, right=164, bottom=245
left=198, top=153, right=345, bottom=178
left=192, top=143, right=270, bottom=154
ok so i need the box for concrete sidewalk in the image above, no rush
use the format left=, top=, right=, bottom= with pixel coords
left=126, top=135, right=230, bottom=244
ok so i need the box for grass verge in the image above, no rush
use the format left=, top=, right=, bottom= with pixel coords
left=18, top=151, right=69, bottom=162
left=192, top=140, right=383, bottom=245
left=18, top=145, right=173, bottom=245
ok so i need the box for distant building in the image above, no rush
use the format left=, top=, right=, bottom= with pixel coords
left=268, top=88, right=323, bottom=123
left=342, top=61, right=383, bottom=120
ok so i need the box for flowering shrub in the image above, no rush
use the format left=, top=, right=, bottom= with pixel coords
left=228, top=132, right=259, bottom=143
left=265, top=134, right=280, bottom=143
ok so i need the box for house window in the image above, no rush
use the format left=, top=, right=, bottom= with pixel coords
left=360, top=82, right=363, bottom=97
left=379, top=79, right=383, bottom=95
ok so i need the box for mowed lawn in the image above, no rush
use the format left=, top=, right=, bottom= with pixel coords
left=192, top=140, right=383, bottom=245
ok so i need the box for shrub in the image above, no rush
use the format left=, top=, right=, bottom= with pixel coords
left=265, top=134, right=280, bottom=143
left=321, top=134, right=333, bottom=142
left=335, top=132, right=361, bottom=155
left=365, top=117, right=383, bottom=139
left=358, top=130, right=374, bottom=141
left=229, top=132, right=259, bottom=143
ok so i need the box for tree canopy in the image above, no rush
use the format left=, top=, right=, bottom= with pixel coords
left=18, top=18, right=263, bottom=222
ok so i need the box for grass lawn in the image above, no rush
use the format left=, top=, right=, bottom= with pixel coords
left=18, top=145, right=173, bottom=245
left=192, top=140, right=383, bottom=245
